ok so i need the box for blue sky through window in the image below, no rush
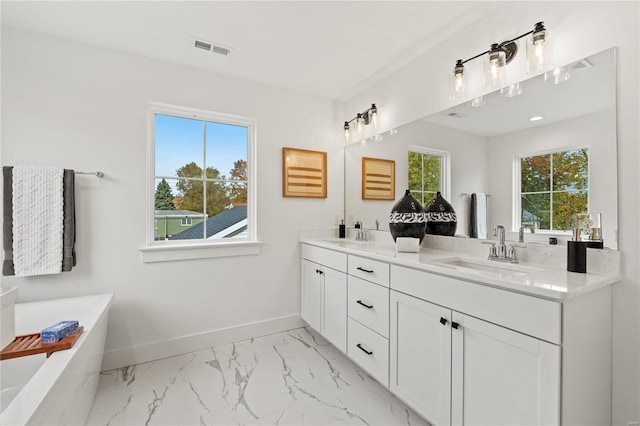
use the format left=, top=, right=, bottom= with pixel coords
left=155, top=114, right=248, bottom=195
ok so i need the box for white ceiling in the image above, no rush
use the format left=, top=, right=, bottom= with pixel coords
left=1, top=1, right=501, bottom=101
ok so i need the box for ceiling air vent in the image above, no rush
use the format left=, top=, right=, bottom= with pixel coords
left=211, top=45, right=231, bottom=56
left=193, top=38, right=231, bottom=56
left=194, top=40, right=212, bottom=51
left=570, top=58, right=592, bottom=73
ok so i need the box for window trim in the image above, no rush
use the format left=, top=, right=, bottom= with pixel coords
left=408, top=145, right=451, bottom=202
left=142, top=102, right=259, bottom=261
left=512, top=145, right=589, bottom=233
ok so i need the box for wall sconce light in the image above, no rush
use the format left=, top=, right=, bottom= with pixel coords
left=343, top=103, right=379, bottom=143
left=449, top=21, right=554, bottom=100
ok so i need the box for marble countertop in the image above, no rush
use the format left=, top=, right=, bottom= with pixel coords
left=300, top=237, right=620, bottom=301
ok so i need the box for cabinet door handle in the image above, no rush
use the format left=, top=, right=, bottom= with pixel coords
left=451, top=322, right=460, bottom=329
left=316, top=269, right=323, bottom=275
left=356, top=267, right=374, bottom=273
left=356, top=300, right=374, bottom=309
left=356, top=343, right=373, bottom=355
left=440, top=317, right=448, bottom=326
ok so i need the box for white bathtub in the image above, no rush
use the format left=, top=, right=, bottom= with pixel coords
left=1, top=293, right=113, bottom=425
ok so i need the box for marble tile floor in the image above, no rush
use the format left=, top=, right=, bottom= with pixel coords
left=87, top=327, right=430, bottom=426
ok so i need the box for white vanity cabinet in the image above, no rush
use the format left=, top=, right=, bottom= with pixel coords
left=390, top=264, right=611, bottom=426
left=390, top=289, right=560, bottom=426
left=346, top=254, right=391, bottom=386
left=390, top=290, right=452, bottom=425
left=300, top=242, right=613, bottom=426
left=301, top=244, right=347, bottom=353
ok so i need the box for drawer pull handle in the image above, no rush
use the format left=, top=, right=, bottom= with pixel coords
left=452, top=321, right=460, bottom=330
left=356, top=267, right=374, bottom=273
left=356, top=300, right=374, bottom=309
left=439, top=317, right=448, bottom=326
left=356, top=343, right=373, bottom=355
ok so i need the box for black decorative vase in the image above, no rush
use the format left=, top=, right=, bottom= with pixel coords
left=389, top=190, right=426, bottom=243
left=425, top=192, right=457, bottom=236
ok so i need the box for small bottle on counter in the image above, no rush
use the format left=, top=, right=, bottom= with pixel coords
left=339, top=219, right=346, bottom=239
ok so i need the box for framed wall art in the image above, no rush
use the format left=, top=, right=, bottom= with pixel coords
left=282, top=147, right=327, bottom=198
left=362, top=156, right=395, bottom=200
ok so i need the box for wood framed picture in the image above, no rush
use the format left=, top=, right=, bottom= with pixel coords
left=362, top=156, right=395, bottom=200
left=282, top=147, right=327, bottom=198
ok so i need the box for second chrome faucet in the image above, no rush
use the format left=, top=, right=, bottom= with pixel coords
left=486, top=225, right=523, bottom=264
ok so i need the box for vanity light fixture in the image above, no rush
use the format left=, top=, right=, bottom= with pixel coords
left=343, top=104, right=379, bottom=143
left=449, top=21, right=554, bottom=100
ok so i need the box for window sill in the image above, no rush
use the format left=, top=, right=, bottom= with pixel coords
left=140, top=241, right=261, bottom=263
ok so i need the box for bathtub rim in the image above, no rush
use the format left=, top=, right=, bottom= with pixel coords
left=0, top=293, right=114, bottom=425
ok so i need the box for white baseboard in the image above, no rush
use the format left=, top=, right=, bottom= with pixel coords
left=101, top=314, right=305, bottom=371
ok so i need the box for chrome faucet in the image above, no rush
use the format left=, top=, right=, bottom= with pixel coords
left=492, top=225, right=507, bottom=258
left=486, top=225, right=521, bottom=263
left=519, top=224, right=535, bottom=243
left=353, top=220, right=368, bottom=241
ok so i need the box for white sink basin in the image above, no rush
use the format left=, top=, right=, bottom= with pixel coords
left=323, top=238, right=367, bottom=246
left=432, top=257, right=542, bottom=277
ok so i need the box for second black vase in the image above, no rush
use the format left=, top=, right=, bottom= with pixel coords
left=389, top=190, right=426, bottom=243
left=425, top=191, right=457, bottom=236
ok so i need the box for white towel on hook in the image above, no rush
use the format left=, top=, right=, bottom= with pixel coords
left=475, top=193, right=488, bottom=239
left=12, top=165, right=64, bottom=277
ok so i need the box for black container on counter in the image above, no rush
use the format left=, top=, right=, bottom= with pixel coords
left=567, top=240, right=604, bottom=273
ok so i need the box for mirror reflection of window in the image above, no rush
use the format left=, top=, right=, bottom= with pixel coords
left=408, top=147, right=448, bottom=207
left=518, top=147, right=589, bottom=231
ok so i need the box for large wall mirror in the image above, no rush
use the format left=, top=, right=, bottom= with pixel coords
left=345, top=48, right=618, bottom=249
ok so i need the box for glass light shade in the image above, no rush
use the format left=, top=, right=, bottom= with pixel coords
left=468, top=96, right=486, bottom=108
left=343, top=122, right=351, bottom=144
left=369, top=106, right=379, bottom=131
left=484, top=47, right=506, bottom=90
left=526, top=27, right=554, bottom=74
left=500, top=82, right=523, bottom=97
left=544, top=65, right=571, bottom=84
left=355, top=114, right=365, bottom=138
left=449, top=61, right=465, bottom=100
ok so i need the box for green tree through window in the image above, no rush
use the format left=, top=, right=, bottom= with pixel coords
left=154, top=178, right=175, bottom=210
left=408, top=151, right=442, bottom=206
left=520, top=148, right=588, bottom=231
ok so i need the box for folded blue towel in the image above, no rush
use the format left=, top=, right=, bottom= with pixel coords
left=41, top=321, right=79, bottom=343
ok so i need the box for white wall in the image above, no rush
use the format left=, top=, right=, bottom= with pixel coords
left=341, top=2, right=639, bottom=424
left=345, top=121, right=488, bottom=236
left=0, top=26, right=343, bottom=368
left=488, top=109, right=617, bottom=247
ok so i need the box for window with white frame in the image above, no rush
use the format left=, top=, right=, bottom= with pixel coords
left=408, top=146, right=450, bottom=206
left=148, top=103, right=256, bottom=247
left=517, top=147, right=588, bottom=231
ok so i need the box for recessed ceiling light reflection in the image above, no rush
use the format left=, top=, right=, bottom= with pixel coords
left=529, top=115, right=545, bottom=122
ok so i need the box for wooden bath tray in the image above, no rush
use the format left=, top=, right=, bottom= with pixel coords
left=0, top=326, right=84, bottom=360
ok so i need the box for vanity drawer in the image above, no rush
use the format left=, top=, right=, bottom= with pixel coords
left=391, top=265, right=562, bottom=344
left=348, top=276, right=389, bottom=338
left=302, top=244, right=347, bottom=273
left=348, top=255, right=390, bottom=287
left=347, top=318, right=389, bottom=387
